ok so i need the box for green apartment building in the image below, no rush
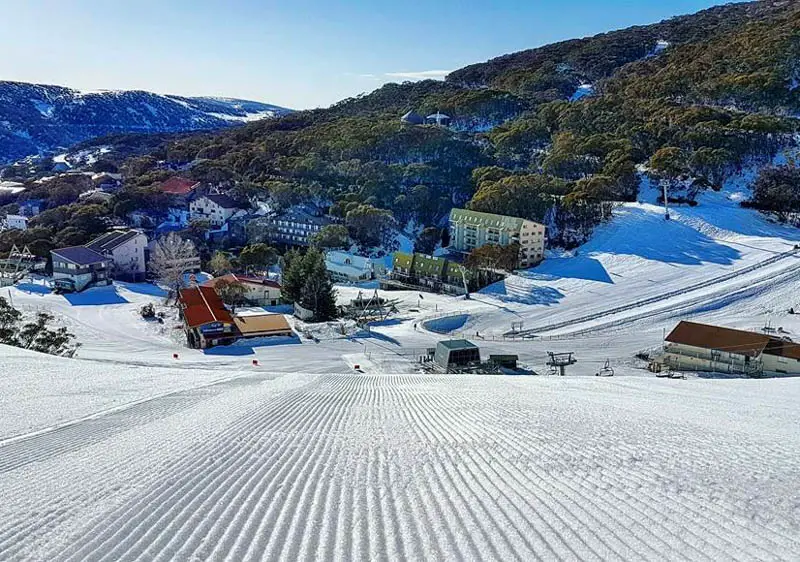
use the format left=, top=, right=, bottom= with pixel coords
left=448, top=208, right=546, bottom=268
left=388, top=252, right=472, bottom=295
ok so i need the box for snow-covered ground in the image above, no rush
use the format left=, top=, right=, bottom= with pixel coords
left=1, top=173, right=800, bottom=559
left=1, top=359, right=799, bottom=560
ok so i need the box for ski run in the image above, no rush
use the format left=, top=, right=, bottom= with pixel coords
left=1, top=179, right=800, bottom=560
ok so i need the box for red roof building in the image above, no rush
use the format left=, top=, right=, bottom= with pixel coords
left=178, top=286, right=237, bottom=349
left=178, top=285, right=234, bottom=328
left=159, top=177, right=201, bottom=196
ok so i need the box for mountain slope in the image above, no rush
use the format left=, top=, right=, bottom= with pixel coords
left=0, top=81, right=291, bottom=163
left=447, top=0, right=795, bottom=103
left=123, top=0, right=796, bottom=250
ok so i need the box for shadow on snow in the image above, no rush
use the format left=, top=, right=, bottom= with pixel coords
left=116, top=282, right=169, bottom=298
left=203, top=335, right=302, bottom=356
left=62, top=286, right=129, bottom=306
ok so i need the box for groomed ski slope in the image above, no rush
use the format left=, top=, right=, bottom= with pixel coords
left=1, top=345, right=799, bottom=561
left=1, top=168, right=799, bottom=559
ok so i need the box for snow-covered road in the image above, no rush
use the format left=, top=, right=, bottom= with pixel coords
left=2, top=369, right=799, bottom=561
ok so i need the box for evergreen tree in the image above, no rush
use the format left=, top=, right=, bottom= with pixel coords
left=282, top=248, right=338, bottom=321
left=309, top=225, right=350, bottom=250
left=0, top=297, right=22, bottom=345
left=209, top=251, right=232, bottom=276
left=239, top=243, right=279, bottom=274
left=414, top=227, right=442, bottom=255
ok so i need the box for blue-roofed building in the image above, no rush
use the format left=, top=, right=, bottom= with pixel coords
left=51, top=246, right=112, bottom=292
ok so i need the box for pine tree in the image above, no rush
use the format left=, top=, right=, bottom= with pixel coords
left=299, top=250, right=338, bottom=321
left=282, top=248, right=338, bottom=321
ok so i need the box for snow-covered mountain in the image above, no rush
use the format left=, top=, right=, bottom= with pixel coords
left=0, top=81, right=291, bottom=163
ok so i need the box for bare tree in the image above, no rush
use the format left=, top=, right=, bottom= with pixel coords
left=150, top=233, right=199, bottom=295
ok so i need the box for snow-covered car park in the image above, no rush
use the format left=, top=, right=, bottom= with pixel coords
left=2, top=184, right=800, bottom=559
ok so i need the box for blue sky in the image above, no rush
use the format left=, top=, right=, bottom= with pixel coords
left=0, top=0, right=730, bottom=109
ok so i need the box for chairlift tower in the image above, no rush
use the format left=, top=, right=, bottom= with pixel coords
left=0, top=244, right=35, bottom=286
left=661, top=179, right=670, bottom=221
left=547, top=351, right=577, bottom=376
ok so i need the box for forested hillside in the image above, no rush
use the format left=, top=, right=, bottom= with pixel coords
left=5, top=0, right=799, bottom=255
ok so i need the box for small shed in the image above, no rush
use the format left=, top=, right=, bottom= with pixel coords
left=401, top=110, right=424, bottom=125
left=489, top=354, right=518, bottom=369
left=435, top=339, right=480, bottom=371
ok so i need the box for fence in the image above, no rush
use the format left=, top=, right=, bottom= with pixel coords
left=507, top=248, right=800, bottom=338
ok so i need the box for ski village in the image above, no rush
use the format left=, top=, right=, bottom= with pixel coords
left=1, top=1, right=800, bottom=560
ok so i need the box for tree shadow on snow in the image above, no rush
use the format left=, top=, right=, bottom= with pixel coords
left=519, top=256, right=614, bottom=284
left=117, top=282, right=169, bottom=298
left=480, top=283, right=565, bottom=306
left=589, top=207, right=742, bottom=266
left=353, top=330, right=401, bottom=347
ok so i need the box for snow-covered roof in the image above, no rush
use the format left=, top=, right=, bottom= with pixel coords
left=325, top=251, right=373, bottom=276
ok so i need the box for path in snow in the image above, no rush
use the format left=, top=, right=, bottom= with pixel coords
left=1, top=374, right=799, bottom=561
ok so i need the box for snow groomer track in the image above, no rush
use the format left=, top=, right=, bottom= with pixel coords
left=2, top=372, right=799, bottom=561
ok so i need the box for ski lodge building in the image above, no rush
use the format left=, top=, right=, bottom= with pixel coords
left=448, top=209, right=546, bottom=269
left=654, top=321, right=800, bottom=376
left=178, top=286, right=237, bottom=349
left=51, top=247, right=112, bottom=293
left=202, top=274, right=282, bottom=307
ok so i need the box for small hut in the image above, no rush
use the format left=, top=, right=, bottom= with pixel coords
left=400, top=110, right=424, bottom=125
left=434, top=340, right=480, bottom=371
left=426, top=111, right=451, bottom=126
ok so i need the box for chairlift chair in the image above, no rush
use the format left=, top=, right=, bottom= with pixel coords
left=595, top=359, right=614, bottom=377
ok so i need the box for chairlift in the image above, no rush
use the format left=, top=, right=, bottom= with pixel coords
left=546, top=351, right=576, bottom=376
left=595, top=359, right=614, bottom=377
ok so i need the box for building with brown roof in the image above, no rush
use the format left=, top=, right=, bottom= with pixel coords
left=159, top=177, right=201, bottom=196
left=233, top=312, right=294, bottom=339
left=178, top=286, right=236, bottom=349
left=656, top=321, right=800, bottom=376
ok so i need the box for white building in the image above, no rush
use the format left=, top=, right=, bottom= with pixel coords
left=86, top=229, right=148, bottom=282
left=189, top=194, right=241, bottom=227
left=325, top=251, right=375, bottom=283
left=202, top=274, right=282, bottom=307
left=655, top=321, right=800, bottom=376
left=248, top=208, right=333, bottom=247
left=449, top=208, right=546, bottom=269
left=5, top=215, right=28, bottom=230
left=51, top=247, right=111, bottom=292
